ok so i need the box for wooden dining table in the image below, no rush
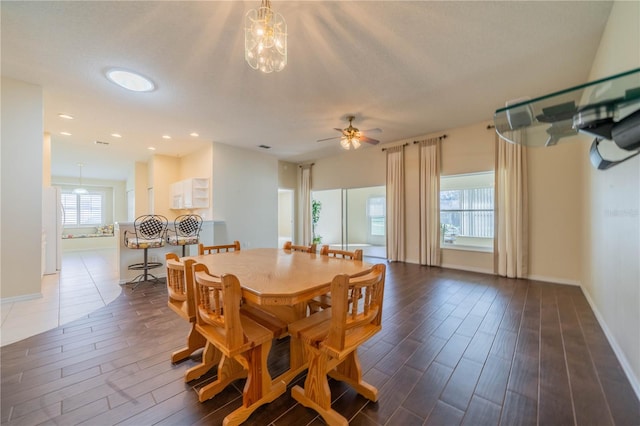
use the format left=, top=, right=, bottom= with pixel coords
left=184, top=247, right=373, bottom=425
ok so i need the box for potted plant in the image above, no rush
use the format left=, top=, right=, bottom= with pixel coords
left=312, top=200, right=322, bottom=244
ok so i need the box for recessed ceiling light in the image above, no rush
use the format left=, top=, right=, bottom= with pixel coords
left=111, top=133, right=122, bottom=138
left=190, top=132, right=199, bottom=137
left=162, top=135, right=171, bottom=140
left=106, top=68, right=155, bottom=92
left=58, top=113, right=74, bottom=120
left=148, top=146, right=156, bottom=151
left=60, top=131, right=72, bottom=136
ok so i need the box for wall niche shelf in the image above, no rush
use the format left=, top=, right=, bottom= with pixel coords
left=494, top=68, right=640, bottom=169
left=171, top=178, right=209, bottom=209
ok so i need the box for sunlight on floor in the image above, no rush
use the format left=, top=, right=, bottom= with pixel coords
left=0, top=249, right=121, bottom=347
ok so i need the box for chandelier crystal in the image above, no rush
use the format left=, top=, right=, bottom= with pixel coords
left=245, top=0, right=287, bottom=73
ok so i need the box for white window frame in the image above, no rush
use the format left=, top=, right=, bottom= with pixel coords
left=61, top=191, right=105, bottom=227
left=440, top=172, right=494, bottom=252
left=367, top=196, right=386, bottom=237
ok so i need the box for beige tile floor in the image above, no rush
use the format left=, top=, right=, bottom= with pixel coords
left=0, top=248, right=122, bottom=347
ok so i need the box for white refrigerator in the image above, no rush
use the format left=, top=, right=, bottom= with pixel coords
left=42, top=186, right=63, bottom=274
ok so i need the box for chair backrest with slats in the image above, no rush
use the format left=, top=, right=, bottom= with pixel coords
left=320, top=245, right=363, bottom=261
left=283, top=241, right=317, bottom=253
left=199, top=241, right=241, bottom=255
left=324, top=264, right=386, bottom=356
left=192, top=263, right=245, bottom=350
left=166, top=253, right=196, bottom=319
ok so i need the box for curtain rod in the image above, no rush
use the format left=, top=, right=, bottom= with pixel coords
left=298, top=163, right=315, bottom=168
left=412, top=134, right=447, bottom=144
left=381, top=142, right=409, bottom=152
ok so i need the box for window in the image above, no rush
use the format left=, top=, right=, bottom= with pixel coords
left=440, top=172, right=494, bottom=250
left=61, top=191, right=104, bottom=226
left=367, top=197, right=385, bottom=237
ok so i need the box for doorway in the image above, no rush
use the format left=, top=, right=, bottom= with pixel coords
left=312, top=186, right=386, bottom=259
left=278, top=189, right=294, bottom=248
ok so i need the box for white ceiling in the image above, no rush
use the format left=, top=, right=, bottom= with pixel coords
left=1, top=1, right=613, bottom=181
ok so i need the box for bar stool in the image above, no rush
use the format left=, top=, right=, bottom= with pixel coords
left=166, top=214, right=202, bottom=256
left=123, top=214, right=168, bottom=288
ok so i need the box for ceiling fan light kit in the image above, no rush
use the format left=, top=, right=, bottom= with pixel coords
left=318, top=115, right=381, bottom=150
left=245, top=0, right=287, bottom=73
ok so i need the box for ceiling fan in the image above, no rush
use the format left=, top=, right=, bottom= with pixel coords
left=317, top=116, right=382, bottom=150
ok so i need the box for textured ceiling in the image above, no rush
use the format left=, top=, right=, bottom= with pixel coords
left=1, top=1, right=613, bottom=180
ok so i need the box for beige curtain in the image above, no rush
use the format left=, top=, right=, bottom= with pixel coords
left=419, top=138, right=441, bottom=266
left=300, top=164, right=312, bottom=246
left=386, top=145, right=405, bottom=262
left=495, top=132, right=528, bottom=278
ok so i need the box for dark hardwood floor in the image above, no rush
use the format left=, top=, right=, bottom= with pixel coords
left=2, top=261, right=639, bottom=425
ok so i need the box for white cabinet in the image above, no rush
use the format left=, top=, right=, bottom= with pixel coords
left=171, top=178, right=209, bottom=209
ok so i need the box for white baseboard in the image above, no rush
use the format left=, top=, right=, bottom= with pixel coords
left=440, top=263, right=493, bottom=275
left=526, top=274, right=581, bottom=286
left=1, top=292, right=42, bottom=304
left=580, top=287, right=640, bottom=401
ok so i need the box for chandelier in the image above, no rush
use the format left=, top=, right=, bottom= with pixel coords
left=244, top=0, right=287, bottom=73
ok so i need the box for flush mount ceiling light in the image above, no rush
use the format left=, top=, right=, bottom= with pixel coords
left=73, top=163, right=88, bottom=194
left=245, top=0, right=287, bottom=73
left=106, top=68, right=155, bottom=92
left=58, top=113, right=74, bottom=120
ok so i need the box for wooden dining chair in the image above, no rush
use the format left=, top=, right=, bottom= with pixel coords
left=307, top=245, right=365, bottom=313
left=199, top=239, right=288, bottom=338
left=320, top=245, right=363, bottom=260
left=198, top=240, right=240, bottom=255
left=192, top=263, right=286, bottom=424
left=166, top=253, right=203, bottom=363
left=288, top=263, right=386, bottom=426
left=283, top=241, right=317, bottom=253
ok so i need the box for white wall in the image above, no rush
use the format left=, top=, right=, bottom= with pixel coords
left=582, top=0, right=640, bottom=395
left=178, top=144, right=214, bottom=221
left=51, top=176, right=128, bottom=226
left=527, top=140, right=585, bottom=284
left=1, top=77, right=44, bottom=299
left=148, top=154, right=180, bottom=219
left=211, top=142, right=279, bottom=248
left=312, top=121, right=496, bottom=267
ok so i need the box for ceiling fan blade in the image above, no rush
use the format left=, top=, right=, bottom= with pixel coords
left=333, top=128, right=344, bottom=132
left=317, top=136, right=341, bottom=142
left=360, top=136, right=380, bottom=145
left=362, top=128, right=382, bottom=133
